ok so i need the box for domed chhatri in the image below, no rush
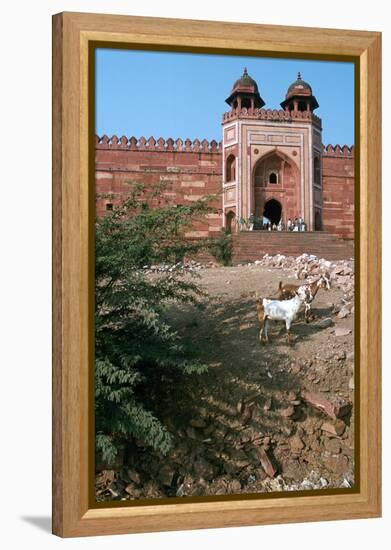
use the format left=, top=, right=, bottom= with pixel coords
left=286, top=72, right=313, bottom=97
left=225, top=68, right=265, bottom=110
left=281, top=72, right=319, bottom=112
left=232, top=67, right=259, bottom=93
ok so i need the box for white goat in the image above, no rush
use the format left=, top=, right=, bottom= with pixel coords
left=256, top=286, right=311, bottom=344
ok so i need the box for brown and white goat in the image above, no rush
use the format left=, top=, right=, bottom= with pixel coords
left=256, top=286, right=311, bottom=344
left=276, top=273, right=331, bottom=322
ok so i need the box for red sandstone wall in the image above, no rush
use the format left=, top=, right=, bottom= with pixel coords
left=95, top=136, right=355, bottom=239
left=322, top=145, right=355, bottom=239
left=95, top=136, right=223, bottom=237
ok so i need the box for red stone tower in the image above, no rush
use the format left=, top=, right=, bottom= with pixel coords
left=222, top=70, right=323, bottom=232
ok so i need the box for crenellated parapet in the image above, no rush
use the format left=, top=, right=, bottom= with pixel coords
left=95, top=135, right=222, bottom=153
left=322, top=144, right=355, bottom=157
left=222, top=108, right=322, bottom=126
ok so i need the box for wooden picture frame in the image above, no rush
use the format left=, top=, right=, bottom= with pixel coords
left=52, top=11, right=381, bottom=537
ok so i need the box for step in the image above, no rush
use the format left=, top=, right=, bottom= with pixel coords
left=230, top=231, right=354, bottom=264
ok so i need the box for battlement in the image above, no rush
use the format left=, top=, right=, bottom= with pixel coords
left=95, top=135, right=222, bottom=153
left=95, top=135, right=353, bottom=158
left=322, top=144, right=355, bottom=157
left=222, top=107, right=322, bottom=126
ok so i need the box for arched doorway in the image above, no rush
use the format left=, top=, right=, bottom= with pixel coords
left=263, top=199, right=282, bottom=225
left=252, top=150, right=299, bottom=223
left=225, top=210, right=235, bottom=233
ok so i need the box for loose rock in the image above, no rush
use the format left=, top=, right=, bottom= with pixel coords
left=334, top=327, right=352, bottom=337
left=321, top=420, right=346, bottom=436
left=302, top=391, right=352, bottom=420
left=258, top=447, right=278, bottom=477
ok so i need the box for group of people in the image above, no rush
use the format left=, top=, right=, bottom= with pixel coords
left=286, top=217, right=307, bottom=232
left=259, top=220, right=285, bottom=231
left=244, top=214, right=307, bottom=232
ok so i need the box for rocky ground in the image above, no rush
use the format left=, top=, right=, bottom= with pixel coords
left=96, top=253, right=355, bottom=502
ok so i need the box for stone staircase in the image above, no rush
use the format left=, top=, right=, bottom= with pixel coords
left=231, top=231, right=354, bottom=264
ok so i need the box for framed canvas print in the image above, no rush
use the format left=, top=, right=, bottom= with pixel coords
left=52, top=12, right=381, bottom=537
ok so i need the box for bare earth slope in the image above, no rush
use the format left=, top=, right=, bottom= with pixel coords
left=96, top=255, right=355, bottom=500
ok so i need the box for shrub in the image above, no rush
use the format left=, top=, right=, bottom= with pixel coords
left=95, top=182, right=214, bottom=463
left=209, top=228, right=233, bottom=266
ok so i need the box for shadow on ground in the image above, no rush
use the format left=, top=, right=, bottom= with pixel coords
left=20, top=516, right=51, bottom=534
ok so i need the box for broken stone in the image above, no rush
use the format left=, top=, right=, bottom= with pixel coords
left=302, top=391, right=352, bottom=420
left=323, top=454, right=349, bottom=474
left=107, top=486, right=119, bottom=498
left=323, top=437, right=342, bottom=454
left=334, top=327, right=352, bottom=337
left=317, top=317, right=333, bottom=329
left=242, top=403, right=254, bottom=424
left=321, top=419, right=346, bottom=436
left=258, top=447, right=277, bottom=477
left=236, top=399, right=244, bottom=414
left=263, top=397, right=272, bottom=411
left=283, top=459, right=305, bottom=479
left=96, top=469, right=116, bottom=488
left=309, top=436, right=321, bottom=452
left=228, top=479, right=242, bottom=493
left=125, top=482, right=142, bottom=498
left=126, top=469, right=141, bottom=485
left=158, top=465, right=176, bottom=487
left=280, top=405, right=295, bottom=418
left=337, top=306, right=350, bottom=319
left=289, top=435, right=305, bottom=452
left=144, top=480, right=163, bottom=499
left=176, top=483, right=186, bottom=497
left=281, top=425, right=293, bottom=437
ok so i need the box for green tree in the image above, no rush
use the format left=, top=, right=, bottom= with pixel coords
left=95, top=182, right=214, bottom=464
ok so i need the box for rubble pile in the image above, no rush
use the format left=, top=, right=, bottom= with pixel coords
left=253, top=253, right=353, bottom=286
left=96, top=377, right=355, bottom=501
left=248, top=253, right=355, bottom=319
left=142, top=260, right=203, bottom=273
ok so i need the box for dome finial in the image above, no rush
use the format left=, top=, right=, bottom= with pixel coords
left=297, top=71, right=302, bottom=80
left=243, top=67, right=248, bottom=75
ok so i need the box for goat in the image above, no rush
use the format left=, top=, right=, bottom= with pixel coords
left=256, top=286, right=311, bottom=344
left=296, top=262, right=311, bottom=280
left=277, top=273, right=331, bottom=322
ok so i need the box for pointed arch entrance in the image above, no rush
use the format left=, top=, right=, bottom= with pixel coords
left=263, top=199, right=282, bottom=225
left=252, top=149, right=299, bottom=226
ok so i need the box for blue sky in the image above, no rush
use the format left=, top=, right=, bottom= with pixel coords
left=95, top=49, right=354, bottom=146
